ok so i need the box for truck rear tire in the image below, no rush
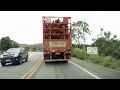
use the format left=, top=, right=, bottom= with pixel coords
left=45, top=61, right=49, bottom=63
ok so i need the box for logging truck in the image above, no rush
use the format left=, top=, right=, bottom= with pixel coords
left=42, top=16, right=72, bottom=63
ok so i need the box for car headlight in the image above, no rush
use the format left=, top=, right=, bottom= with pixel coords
left=0, top=55, right=3, bottom=58
left=14, top=54, right=18, bottom=57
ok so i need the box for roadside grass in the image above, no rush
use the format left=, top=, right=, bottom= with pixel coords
left=72, top=48, right=120, bottom=71
left=72, top=48, right=86, bottom=60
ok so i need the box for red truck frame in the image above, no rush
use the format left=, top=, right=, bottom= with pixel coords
left=42, top=16, right=72, bottom=63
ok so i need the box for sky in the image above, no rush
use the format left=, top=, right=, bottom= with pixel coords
left=0, top=11, right=120, bottom=45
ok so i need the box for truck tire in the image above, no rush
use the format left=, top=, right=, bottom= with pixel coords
left=1, top=62, right=6, bottom=66
left=45, top=61, right=49, bottom=63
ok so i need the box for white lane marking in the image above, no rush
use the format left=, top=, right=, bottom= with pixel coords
left=69, top=61, right=101, bottom=79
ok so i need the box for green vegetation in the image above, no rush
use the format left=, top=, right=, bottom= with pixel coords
left=72, top=21, right=120, bottom=71
left=0, top=36, right=19, bottom=52
left=72, top=21, right=91, bottom=48
left=20, top=43, right=42, bottom=51
left=0, top=36, right=42, bottom=52
left=71, top=48, right=120, bottom=70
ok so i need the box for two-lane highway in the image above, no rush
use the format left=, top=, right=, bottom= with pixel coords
left=33, top=53, right=120, bottom=79
left=34, top=61, right=96, bottom=79
left=0, top=52, right=120, bottom=79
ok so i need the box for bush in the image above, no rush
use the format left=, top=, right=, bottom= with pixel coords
left=72, top=48, right=86, bottom=60
left=110, top=62, right=118, bottom=69
left=71, top=48, right=76, bottom=57
left=103, top=61, right=112, bottom=67
left=72, top=47, right=120, bottom=71
left=101, top=56, right=114, bottom=67
left=87, top=55, right=102, bottom=64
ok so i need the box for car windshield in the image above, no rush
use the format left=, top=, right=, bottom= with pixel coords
left=6, top=48, right=20, bottom=53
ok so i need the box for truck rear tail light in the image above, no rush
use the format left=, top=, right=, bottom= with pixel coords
left=61, top=49, right=64, bottom=52
left=66, top=51, right=68, bottom=53
left=44, top=52, right=46, bottom=54
left=47, top=52, right=50, bottom=54
left=44, top=52, right=50, bottom=54
left=66, top=51, right=71, bottom=54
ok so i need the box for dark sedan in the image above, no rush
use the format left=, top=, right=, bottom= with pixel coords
left=0, top=48, right=28, bottom=66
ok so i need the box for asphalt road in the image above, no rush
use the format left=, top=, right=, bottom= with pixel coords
left=0, top=52, right=42, bottom=79
left=0, top=52, right=120, bottom=79
left=33, top=55, right=120, bottom=79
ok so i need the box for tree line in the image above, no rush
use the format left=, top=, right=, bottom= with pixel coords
left=72, top=21, right=120, bottom=60
left=0, top=36, right=42, bottom=52
left=0, top=36, right=19, bottom=52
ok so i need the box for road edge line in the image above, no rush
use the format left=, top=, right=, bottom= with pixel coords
left=69, top=61, right=101, bottom=79
left=73, top=57, right=120, bottom=72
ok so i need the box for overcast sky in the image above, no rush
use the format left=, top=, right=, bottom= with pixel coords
left=0, top=11, right=120, bottom=44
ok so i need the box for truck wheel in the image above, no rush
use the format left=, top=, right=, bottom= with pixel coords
left=1, top=62, right=6, bottom=66
left=45, top=61, right=49, bottom=63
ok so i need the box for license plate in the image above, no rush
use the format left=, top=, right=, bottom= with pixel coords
left=55, top=53, right=60, bottom=55
left=6, top=59, right=11, bottom=62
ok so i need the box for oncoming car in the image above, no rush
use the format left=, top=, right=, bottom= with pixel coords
left=0, top=48, right=28, bottom=66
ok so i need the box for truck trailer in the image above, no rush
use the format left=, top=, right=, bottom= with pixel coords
left=42, top=16, right=72, bottom=63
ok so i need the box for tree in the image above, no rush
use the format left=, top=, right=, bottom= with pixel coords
left=0, top=36, right=13, bottom=51
left=97, top=34, right=99, bottom=38
left=72, top=21, right=91, bottom=48
left=104, top=31, right=111, bottom=40
left=113, top=34, right=117, bottom=39
left=91, top=28, right=120, bottom=60
left=0, top=36, right=20, bottom=51
left=24, top=46, right=31, bottom=51
left=11, top=40, right=20, bottom=48
left=100, top=28, right=104, bottom=37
